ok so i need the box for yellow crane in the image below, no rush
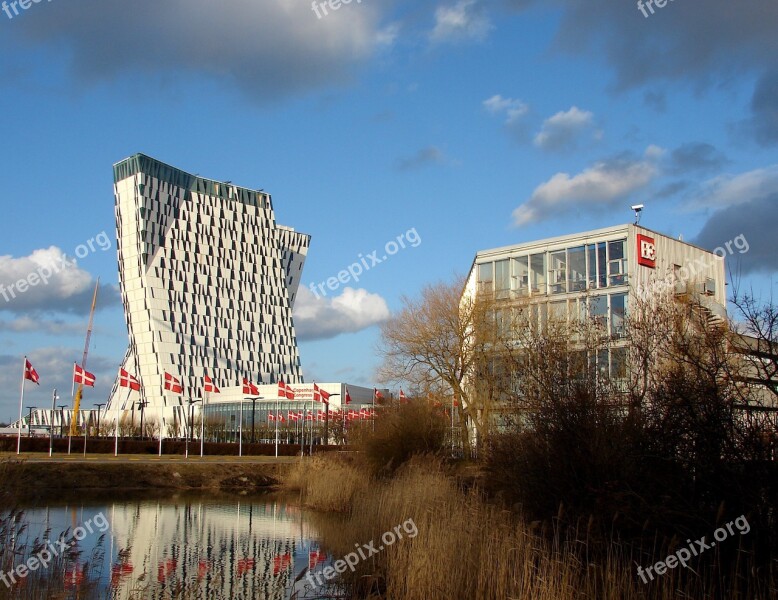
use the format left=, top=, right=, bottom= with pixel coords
left=70, top=279, right=100, bottom=436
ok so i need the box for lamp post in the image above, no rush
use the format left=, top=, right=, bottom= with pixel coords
left=58, top=405, right=67, bottom=438
left=245, top=396, right=263, bottom=444
left=185, top=398, right=201, bottom=459
left=137, top=400, right=149, bottom=440
left=323, top=394, right=340, bottom=448
left=27, top=406, right=37, bottom=439
left=94, top=403, right=106, bottom=438
left=49, top=391, right=59, bottom=458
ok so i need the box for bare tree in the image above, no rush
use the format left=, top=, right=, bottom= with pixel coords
left=377, top=277, right=501, bottom=457
left=730, top=284, right=778, bottom=403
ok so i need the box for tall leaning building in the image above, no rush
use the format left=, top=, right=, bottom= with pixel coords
left=106, top=154, right=310, bottom=428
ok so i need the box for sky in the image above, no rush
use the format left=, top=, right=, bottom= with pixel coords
left=0, top=0, right=777, bottom=422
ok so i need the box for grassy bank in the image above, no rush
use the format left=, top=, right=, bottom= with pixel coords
left=284, top=454, right=775, bottom=600
left=0, top=458, right=290, bottom=503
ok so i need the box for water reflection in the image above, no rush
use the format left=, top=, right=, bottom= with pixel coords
left=23, top=497, right=330, bottom=599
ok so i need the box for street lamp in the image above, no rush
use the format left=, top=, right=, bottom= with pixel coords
left=323, top=394, right=340, bottom=449
left=244, top=396, right=263, bottom=444
left=58, top=405, right=68, bottom=438
left=185, top=398, right=201, bottom=459
left=94, top=403, right=106, bottom=438
left=27, top=406, right=37, bottom=439
left=137, top=400, right=149, bottom=440
left=49, top=390, right=59, bottom=457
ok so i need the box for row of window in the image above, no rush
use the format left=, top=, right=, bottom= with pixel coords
left=494, top=292, right=628, bottom=338
left=478, top=239, right=628, bottom=297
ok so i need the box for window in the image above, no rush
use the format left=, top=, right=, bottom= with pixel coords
left=495, top=260, right=511, bottom=299
left=590, top=295, right=608, bottom=330
left=587, top=245, right=597, bottom=289
left=511, top=256, right=529, bottom=297
left=530, top=253, right=546, bottom=294
left=608, top=240, right=628, bottom=286
left=550, top=300, right=567, bottom=323
left=611, top=293, right=627, bottom=337
left=477, top=263, right=493, bottom=294
left=568, top=246, right=587, bottom=292
left=597, top=242, right=607, bottom=288
left=549, top=250, right=567, bottom=294
left=611, top=347, right=627, bottom=381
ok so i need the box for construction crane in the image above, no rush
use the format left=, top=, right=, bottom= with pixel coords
left=70, top=278, right=100, bottom=436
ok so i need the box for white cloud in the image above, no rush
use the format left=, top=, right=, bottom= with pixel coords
left=294, top=286, right=390, bottom=341
left=690, top=164, right=778, bottom=210
left=431, top=0, right=492, bottom=43
left=483, top=94, right=529, bottom=124
left=0, top=247, right=119, bottom=314
left=534, top=106, right=599, bottom=151
left=7, top=0, right=392, bottom=102
left=513, top=148, right=659, bottom=226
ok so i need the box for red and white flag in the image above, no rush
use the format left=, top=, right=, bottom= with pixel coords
left=119, top=368, right=140, bottom=391
left=399, top=388, right=408, bottom=403
left=164, top=372, right=183, bottom=394
left=24, top=359, right=40, bottom=385
left=278, top=380, right=295, bottom=400
left=204, top=374, right=220, bottom=394
left=309, top=549, right=327, bottom=570
left=374, top=388, right=384, bottom=402
left=345, top=385, right=352, bottom=405
left=313, top=383, right=330, bottom=403
left=268, top=412, right=276, bottom=422
left=242, top=378, right=259, bottom=395
left=73, top=364, right=96, bottom=387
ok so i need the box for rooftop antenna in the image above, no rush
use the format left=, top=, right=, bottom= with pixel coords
left=631, top=204, right=644, bottom=225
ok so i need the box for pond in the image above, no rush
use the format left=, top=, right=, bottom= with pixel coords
left=1, top=496, right=337, bottom=600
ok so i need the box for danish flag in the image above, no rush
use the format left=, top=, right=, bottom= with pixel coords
left=242, top=378, right=260, bottom=395
left=119, top=368, right=140, bottom=391
left=73, top=363, right=96, bottom=387
left=204, top=374, right=220, bottom=393
left=24, top=359, right=40, bottom=385
left=399, top=388, right=408, bottom=403
left=313, top=383, right=330, bottom=403
left=164, top=372, right=183, bottom=394
left=278, top=380, right=295, bottom=400
left=345, top=385, right=352, bottom=405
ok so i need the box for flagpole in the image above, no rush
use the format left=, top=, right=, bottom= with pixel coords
left=275, top=396, right=279, bottom=458
left=300, top=399, right=306, bottom=459
left=68, top=366, right=75, bottom=455
left=238, top=398, right=243, bottom=458
left=17, top=356, right=27, bottom=455
left=200, top=390, right=207, bottom=458
left=48, top=388, right=58, bottom=458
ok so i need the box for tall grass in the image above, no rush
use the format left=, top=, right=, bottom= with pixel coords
left=289, top=455, right=777, bottom=600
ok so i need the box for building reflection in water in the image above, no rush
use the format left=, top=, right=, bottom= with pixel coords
left=50, top=498, right=327, bottom=599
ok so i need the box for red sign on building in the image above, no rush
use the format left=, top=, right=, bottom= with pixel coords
left=637, top=234, right=656, bottom=268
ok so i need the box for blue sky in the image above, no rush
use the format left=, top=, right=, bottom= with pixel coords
left=1, top=0, right=777, bottom=421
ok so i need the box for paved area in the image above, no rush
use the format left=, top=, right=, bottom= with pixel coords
left=0, top=452, right=300, bottom=464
